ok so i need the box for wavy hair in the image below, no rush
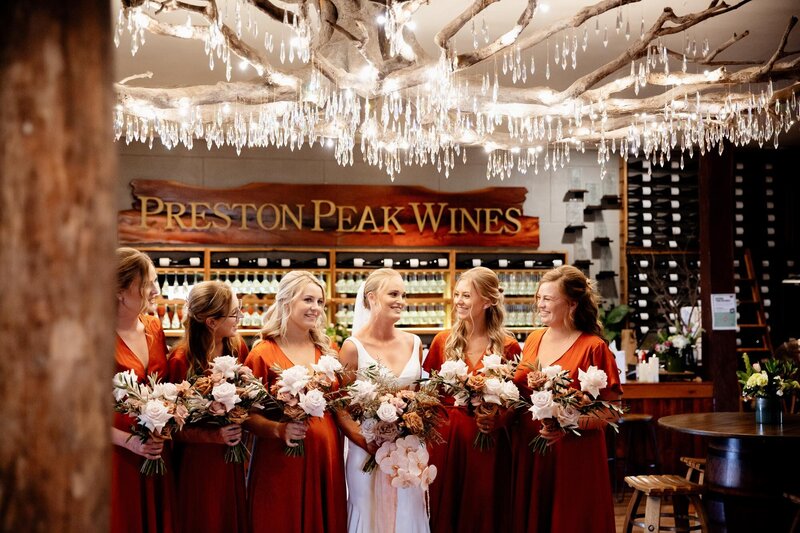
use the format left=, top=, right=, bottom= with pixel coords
left=538, top=265, right=604, bottom=340
left=116, top=247, right=156, bottom=315
left=361, top=268, right=403, bottom=311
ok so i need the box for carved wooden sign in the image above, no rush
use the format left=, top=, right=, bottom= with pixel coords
left=118, top=179, right=540, bottom=247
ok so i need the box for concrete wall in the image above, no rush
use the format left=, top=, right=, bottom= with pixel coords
left=117, top=141, right=622, bottom=302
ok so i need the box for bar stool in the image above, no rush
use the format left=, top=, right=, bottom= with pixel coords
left=623, top=475, right=709, bottom=532
left=610, top=413, right=660, bottom=500
left=680, top=457, right=706, bottom=485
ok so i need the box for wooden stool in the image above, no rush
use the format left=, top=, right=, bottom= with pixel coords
left=623, top=475, right=709, bottom=533
left=680, top=457, right=706, bottom=485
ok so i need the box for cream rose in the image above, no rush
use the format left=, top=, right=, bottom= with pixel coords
left=542, top=365, right=563, bottom=380
left=212, top=382, right=241, bottom=412
left=350, top=379, right=379, bottom=403
left=150, top=382, right=179, bottom=402
left=529, top=390, right=556, bottom=420
left=311, top=355, right=343, bottom=381
left=277, top=365, right=312, bottom=396
left=376, top=401, right=399, bottom=423
left=478, top=354, right=504, bottom=374
left=578, top=365, right=608, bottom=398
left=482, top=377, right=504, bottom=405
left=556, top=404, right=581, bottom=429
left=298, top=388, right=327, bottom=418
left=500, top=381, right=520, bottom=402
left=210, top=355, right=240, bottom=379
left=439, top=359, right=469, bottom=382
left=138, top=399, right=174, bottom=434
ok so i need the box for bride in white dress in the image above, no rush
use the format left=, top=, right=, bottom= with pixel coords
left=337, top=268, right=430, bottom=533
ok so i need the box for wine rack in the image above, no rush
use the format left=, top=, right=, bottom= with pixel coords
left=135, top=246, right=566, bottom=342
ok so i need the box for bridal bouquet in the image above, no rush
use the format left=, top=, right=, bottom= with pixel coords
left=337, top=365, right=445, bottom=488
left=269, top=355, right=344, bottom=457
left=427, top=354, right=522, bottom=450
left=113, top=370, right=190, bottom=475
left=184, top=355, right=270, bottom=463
left=524, top=364, right=622, bottom=454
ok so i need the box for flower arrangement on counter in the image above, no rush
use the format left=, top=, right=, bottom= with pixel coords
left=335, top=365, right=445, bottom=488
left=426, top=353, right=522, bottom=450
left=523, top=364, right=623, bottom=454
left=737, top=352, right=799, bottom=400
left=113, top=371, right=191, bottom=475
left=184, top=355, right=270, bottom=463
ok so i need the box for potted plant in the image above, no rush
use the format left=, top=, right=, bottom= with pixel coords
left=737, top=353, right=799, bottom=424
left=599, top=303, right=631, bottom=345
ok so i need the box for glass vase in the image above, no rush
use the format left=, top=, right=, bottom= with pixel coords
left=754, top=396, right=783, bottom=425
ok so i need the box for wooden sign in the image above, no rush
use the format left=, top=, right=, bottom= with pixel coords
left=118, top=179, right=540, bottom=247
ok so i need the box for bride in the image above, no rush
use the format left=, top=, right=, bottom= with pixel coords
left=336, top=268, right=430, bottom=533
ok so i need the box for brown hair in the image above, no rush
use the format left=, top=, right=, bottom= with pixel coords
left=445, top=267, right=511, bottom=360
left=361, top=268, right=403, bottom=311
left=538, top=265, right=605, bottom=340
left=260, top=271, right=334, bottom=355
left=173, top=280, right=242, bottom=377
left=116, top=247, right=155, bottom=315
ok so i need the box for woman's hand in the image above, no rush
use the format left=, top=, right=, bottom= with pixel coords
left=127, top=436, right=164, bottom=460
left=474, top=404, right=501, bottom=434
left=277, top=421, right=308, bottom=447
left=539, top=418, right=566, bottom=446
left=218, top=424, right=243, bottom=446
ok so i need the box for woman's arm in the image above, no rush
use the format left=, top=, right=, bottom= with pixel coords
left=243, top=413, right=307, bottom=446
left=331, top=340, right=377, bottom=453
left=111, top=427, right=164, bottom=459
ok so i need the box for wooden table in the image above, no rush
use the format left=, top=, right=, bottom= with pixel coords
left=659, top=412, right=800, bottom=533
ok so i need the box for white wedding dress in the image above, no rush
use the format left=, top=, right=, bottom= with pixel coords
left=345, top=334, right=430, bottom=533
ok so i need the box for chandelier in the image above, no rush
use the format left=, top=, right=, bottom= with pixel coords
left=114, top=0, right=800, bottom=180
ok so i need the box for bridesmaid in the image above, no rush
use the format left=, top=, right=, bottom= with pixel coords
left=167, top=281, right=249, bottom=533
left=244, top=271, right=347, bottom=533
left=111, top=247, right=176, bottom=533
left=511, top=265, right=621, bottom=533
left=422, top=266, right=521, bottom=533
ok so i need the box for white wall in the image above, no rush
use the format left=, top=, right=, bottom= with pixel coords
left=117, top=141, right=621, bottom=302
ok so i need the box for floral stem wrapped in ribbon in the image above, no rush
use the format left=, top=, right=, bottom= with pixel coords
left=524, top=364, right=623, bottom=454
left=427, top=354, right=522, bottom=451
left=185, top=355, right=270, bottom=463
left=269, top=355, right=344, bottom=457
left=113, top=370, right=190, bottom=475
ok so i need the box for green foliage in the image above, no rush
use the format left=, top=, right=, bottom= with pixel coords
left=737, top=352, right=800, bottom=399
left=599, top=303, right=631, bottom=344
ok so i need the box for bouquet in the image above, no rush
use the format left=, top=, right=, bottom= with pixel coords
left=524, top=364, right=622, bottom=454
left=269, top=355, right=344, bottom=457
left=184, top=355, right=270, bottom=463
left=737, top=352, right=799, bottom=400
left=113, top=370, right=190, bottom=475
left=337, top=365, right=445, bottom=489
left=427, top=354, right=522, bottom=450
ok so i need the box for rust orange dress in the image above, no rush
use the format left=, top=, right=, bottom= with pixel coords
left=112, top=314, right=176, bottom=533
left=510, top=329, right=622, bottom=533
left=167, top=340, right=250, bottom=533
left=244, top=339, right=347, bottom=533
left=423, top=331, right=522, bottom=533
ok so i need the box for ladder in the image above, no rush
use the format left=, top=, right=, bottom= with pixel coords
left=734, top=249, right=773, bottom=355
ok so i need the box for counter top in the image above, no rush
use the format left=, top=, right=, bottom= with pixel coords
left=622, top=381, right=713, bottom=400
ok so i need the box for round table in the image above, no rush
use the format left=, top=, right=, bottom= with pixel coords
left=659, top=412, right=800, bottom=533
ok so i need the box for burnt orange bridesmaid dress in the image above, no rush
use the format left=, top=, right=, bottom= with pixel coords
left=510, top=329, right=621, bottom=533
left=167, top=340, right=249, bottom=533
left=244, top=339, right=347, bottom=533
left=112, top=314, right=176, bottom=533
left=423, top=331, right=522, bottom=533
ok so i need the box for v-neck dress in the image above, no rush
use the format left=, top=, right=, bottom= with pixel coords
left=343, top=334, right=429, bottom=533
left=244, top=338, right=347, bottom=533
left=112, top=314, right=176, bottom=533
left=510, top=328, right=622, bottom=533
left=422, top=331, right=521, bottom=533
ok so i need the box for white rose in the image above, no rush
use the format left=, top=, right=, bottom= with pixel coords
left=210, top=355, right=240, bottom=379
left=500, top=381, right=520, bottom=403
left=360, top=418, right=378, bottom=443
left=542, top=365, right=563, bottom=380
left=312, top=355, right=343, bottom=381
left=478, top=354, right=504, bottom=374
left=298, top=388, right=327, bottom=418
left=138, top=399, right=174, bottom=434
left=350, top=379, right=379, bottom=403
left=439, top=359, right=469, bottom=382
left=578, top=365, right=608, bottom=398
left=482, top=377, right=504, bottom=405
left=376, top=401, right=399, bottom=423
left=277, top=365, right=312, bottom=396
left=212, top=382, right=241, bottom=412
left=556, top=404, right=581, bottom=429
left=529, top=390, right=557, bottom=420
left=669, top=335, right=689, bottom=350
left=150, top=382, right=179, bottom=402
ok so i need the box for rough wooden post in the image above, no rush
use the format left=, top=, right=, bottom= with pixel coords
left=0, top=1, right=116, bottom=530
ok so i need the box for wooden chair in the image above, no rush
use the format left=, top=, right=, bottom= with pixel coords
left=623, top=475, right=709, bottom=532
left=680, top=456, right=706, bottom=486
left=786, top=492, right=800, bottom=533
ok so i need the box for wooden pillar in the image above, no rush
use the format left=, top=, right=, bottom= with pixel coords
left=0, top=2, right=115, bottom=531
left=698, top=145, right=738, bottom=411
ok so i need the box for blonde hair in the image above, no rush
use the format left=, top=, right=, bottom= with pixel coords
left=260, top=271, right=334, bottom=355
left=538, top=265, right=604, bottom=339
left=173, top=281, right=242, bottom=377
left=445, top=267, right=511, bottom=360
left=116, top=247, right=155, bottom=315
left=361, top=268, right=403, bottom=311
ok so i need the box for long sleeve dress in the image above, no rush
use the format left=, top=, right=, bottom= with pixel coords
left=245, top=339, right=347, bottom=533
left=422, top=331, right=521, bottom=533
left=167, top=340, right=249, bottom=533
left=510, top=329, right=622, bottom=533
left=112, top=314, right=176, bottom=533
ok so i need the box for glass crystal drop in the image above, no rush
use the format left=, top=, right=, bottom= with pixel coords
left=625, top=20, right=630, bottom=41
left=582, top=27, right=588, bottom=51
left=603, top=26, right=608, bottom=47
